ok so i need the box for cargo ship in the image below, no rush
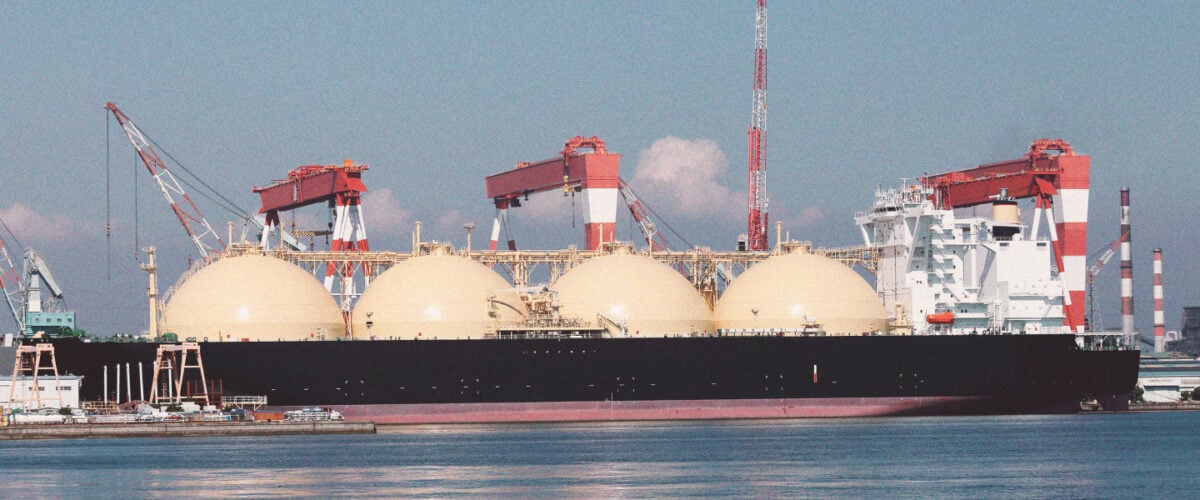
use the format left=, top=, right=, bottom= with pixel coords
left=9, top=139, right=1140, bottom=423
left=46, top=332, right=1135, bottom=423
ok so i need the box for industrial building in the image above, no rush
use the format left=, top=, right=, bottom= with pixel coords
left=1137, top=354, right=1200, bottom=403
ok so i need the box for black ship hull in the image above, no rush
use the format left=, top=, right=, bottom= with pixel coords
left=44, top=334, right=1138, bottom=422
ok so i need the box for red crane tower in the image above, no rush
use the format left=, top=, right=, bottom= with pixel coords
left=106, top=102, right=226, bottom=261
left=746, top=0, right=769, bottom=251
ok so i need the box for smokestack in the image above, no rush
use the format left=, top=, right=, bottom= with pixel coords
left=1154, top=248, right=1165, bottom=352
left=1120, top=188, right=1134, bottom=336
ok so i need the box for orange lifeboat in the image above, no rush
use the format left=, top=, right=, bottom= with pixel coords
left=925, top=312, right=955, bottom=325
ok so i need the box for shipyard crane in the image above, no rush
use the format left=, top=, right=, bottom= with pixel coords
left=106, top=102, right=226, bottom=261
left=20, top=249, right=76, bottom=336
left=485, top=137, right=687, bottom=252
left=919, top=138, right=1091, bottom=333
left=0, top=235, right=77, bottom=336
left=485, top=136, right=621, bottom=251
left=252, top=159, right=370, bottom=312
left=745, top=0, right=769, bottom=251
left=1085, top=230, right=1130, bottom=331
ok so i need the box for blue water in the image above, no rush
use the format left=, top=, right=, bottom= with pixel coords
left=2, top=412, right=1198, bottom=498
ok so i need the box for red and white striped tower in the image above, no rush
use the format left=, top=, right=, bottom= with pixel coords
left=566, top=137, right=619, bottom=250
left=582, top=185, right=618, bottom=250
left=1119, top=188, right=1134, bottom=336
left=1153, top=247, right=1165, bottom=352
left=1050, top=156, right=1090, bottom=333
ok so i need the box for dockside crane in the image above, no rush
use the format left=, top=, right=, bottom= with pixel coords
left=0, top=227, right=78, bottom=336
left=21, top=249, right=76, bottom=336
left=106, top=102, right=226, bottom=261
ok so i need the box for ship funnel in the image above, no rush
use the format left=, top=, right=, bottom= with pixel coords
left=992, top=202, right=1020, bottom=226
left=990, top=188, right=1020, bottom=239
left=991, top=188, right=1020, bottom=225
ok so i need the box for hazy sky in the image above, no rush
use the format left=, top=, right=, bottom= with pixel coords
left=1, top=1, right=1196, bottom=337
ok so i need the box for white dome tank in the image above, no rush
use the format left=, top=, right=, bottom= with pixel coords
left=163, top=254, right=345, bottom=341
left=714, top=251, right=887, bottom=335
left=350, top=254, right=520, bottom=340
left=552, top=251, right=713, bottom=336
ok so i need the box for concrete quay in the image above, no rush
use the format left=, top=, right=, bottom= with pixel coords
left=0, top=420, right=375, bottom=441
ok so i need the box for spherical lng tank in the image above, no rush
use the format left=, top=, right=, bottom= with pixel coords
left=163, top=254, right=345, bottom=341
left=552, top=252, right=713, bottom=335
left=714, top=251, right=888, bottom=335
left=350, top=254, right=522, bottom=340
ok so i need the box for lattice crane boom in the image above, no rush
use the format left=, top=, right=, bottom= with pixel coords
left=1085, top=229, right=1130, bottom=330
left=0, top=237, right=23, bottom=333
left=617, top=179, right=670, bottom=252
left=106, top=102, right=225, bottom=260
left=746, top=0, right=769, bottom=251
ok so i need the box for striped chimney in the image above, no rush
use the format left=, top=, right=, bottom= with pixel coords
left=1119, top=188, right=1134, bottom=336
left=1154, top=248, right=1165, bottom=352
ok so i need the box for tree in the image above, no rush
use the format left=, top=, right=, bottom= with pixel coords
left=1130, top=386, right=1145, bottom=403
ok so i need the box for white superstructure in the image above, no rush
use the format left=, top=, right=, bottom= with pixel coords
left=856, top=184, right=1065, bottom=335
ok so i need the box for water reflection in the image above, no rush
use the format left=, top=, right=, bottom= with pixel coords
left=1, top=413, right=1198, bottom=497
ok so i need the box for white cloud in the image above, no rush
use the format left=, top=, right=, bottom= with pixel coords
left=360, top=188, right=411, bottom=237
left=429, top=210, right=485, bottom=248
left=630, top=137, right=743, bottom=220
left=0, top=203, right=89, bottom=244
left=777, top=206, right=826, bottom=231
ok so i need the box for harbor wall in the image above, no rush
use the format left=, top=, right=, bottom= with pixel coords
left=0, top=421, right=375, bottom=440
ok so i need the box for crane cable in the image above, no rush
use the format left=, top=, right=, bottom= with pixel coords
left=133, top=143, right=139, bottom=259
left=140, top=130, right=250, bottom=221
left=105, top=110, right=111, bottom=281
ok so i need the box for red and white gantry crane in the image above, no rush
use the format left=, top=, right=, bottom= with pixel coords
left=253, top=160, right=370, bottom=312
left=920, top=139, right=1091, bottom=333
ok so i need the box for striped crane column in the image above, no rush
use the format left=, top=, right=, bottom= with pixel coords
left=1119, top=188, right=1134, bottom=336
left=1154, top=248, right=1165, bottom=352
left=582, top=182, right=619, bottom=250
left=1051, top=159, right=1090, bottom=333
left=325, top=193, right=369, bottom=306
left=489, top=199, right=516, bottom=251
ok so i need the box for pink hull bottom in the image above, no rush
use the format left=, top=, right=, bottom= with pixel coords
left=277, top=397, right=1075, bottom=424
